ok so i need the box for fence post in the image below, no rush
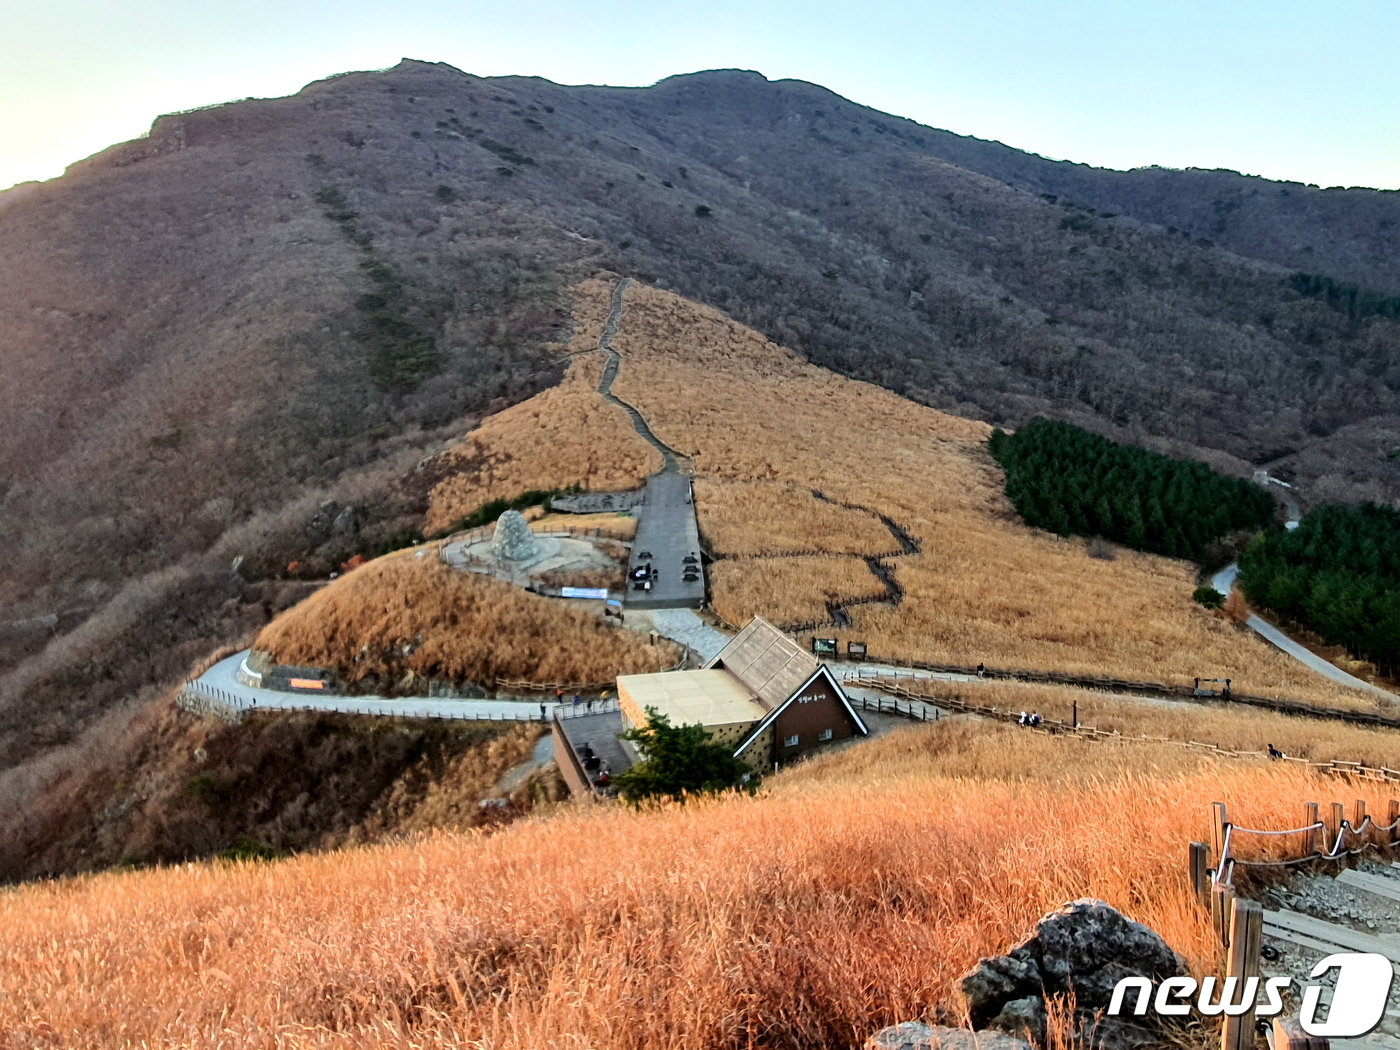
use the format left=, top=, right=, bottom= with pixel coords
left=1210, top=802, right=1228, bottom=871
left=1211, top=883, right=1236, bottom=949
left=1355, top=799, right=1368, bottom=844
left=1330, top=802, right=1347, bottom=861
left=1221, top=898, right=1263, bottom=1050
left=1303, top=802, right=1320, bottom=858
left=1189, top=842, right=1210, bottom=911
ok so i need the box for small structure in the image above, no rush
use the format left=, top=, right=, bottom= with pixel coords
left=617, top=617, right=868, bottom=771
left=490, top=510, right=538, bottom=563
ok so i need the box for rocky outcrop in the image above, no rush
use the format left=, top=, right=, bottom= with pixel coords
left=960, top=899, right=1187, bottom=1048
left=866, top=1023, right=1033, bottom=1050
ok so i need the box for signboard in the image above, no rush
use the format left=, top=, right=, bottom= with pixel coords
left=606, top=598, right=623, bottom=608
left=561, top=586, right=610, bottom=600
left=847, top=641, right=868, bottom=657
left=289, top=678, right=326, bottom=691
left=811, top=637, right=837, bottom=656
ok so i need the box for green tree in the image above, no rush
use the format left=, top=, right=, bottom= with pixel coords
left=613, top=707, right=750, bottom=802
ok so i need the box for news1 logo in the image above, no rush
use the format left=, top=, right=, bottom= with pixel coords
left=1108, top=953, right=1394, bottom=1037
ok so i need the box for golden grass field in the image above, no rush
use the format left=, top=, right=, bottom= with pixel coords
left=0, top=721, right=1389, bottom=1049
left=891, top=677, right=1400, bottom=769
left=254, top=556, right=678, bottom=690
left=693, top=478, right=894, bottom=556
left=426, top=278, right=660, bottom=534
left=709, top=555, right=890, bottom=626
left=578, top=281, right=1383, bottom=709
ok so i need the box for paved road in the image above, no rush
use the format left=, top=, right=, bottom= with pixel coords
left=193, top=651, right=567, bottom=721
left=590, top=277, right=705, bottom=609
left=1211, top=566, right=1397, bottom=699
left=1210, top=476, right=1397, bottom=701
left=627, top=474, right=705, bottom=608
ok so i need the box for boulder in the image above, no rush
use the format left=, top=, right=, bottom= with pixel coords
left=491, top=509, right=538, bottom=563
left=866, top=1023, right=1033, bottom=1050
left=960, top=899, right=1187, bottom=1047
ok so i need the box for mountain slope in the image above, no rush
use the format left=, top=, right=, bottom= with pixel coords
left=2, top=59, right=1398, bottom=865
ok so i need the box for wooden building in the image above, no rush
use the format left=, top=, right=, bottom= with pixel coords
left=617, top=617, right=868, bottom=771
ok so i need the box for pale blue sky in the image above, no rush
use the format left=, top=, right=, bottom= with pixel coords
left=2, top=0, right=1397, bottom=192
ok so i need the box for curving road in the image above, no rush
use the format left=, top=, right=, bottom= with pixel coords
left=189, top=651, right=572, bottom=722
left=1213, top=475, right=1398, bottom=701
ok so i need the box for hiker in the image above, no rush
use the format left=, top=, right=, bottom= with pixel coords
left=1029, top=712, right=1042, bottom=727
left=1267, top=743, right=1285, bottom=759
left=555, top=687, right=564, bottom=702
left=977, top=662, right=986, bottom=679
left=572, top=693, right=581, bottom=709
left=539, top=702, right=548, bottom=720
left=586, top=697, right=595, bottom=712
left=1018, top=711, right=1028, bottom=726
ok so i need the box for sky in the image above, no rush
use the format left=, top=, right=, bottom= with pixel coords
left=2, top=0, right=1397, bottom=193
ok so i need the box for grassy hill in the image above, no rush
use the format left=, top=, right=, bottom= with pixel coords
left=430, top=279, right=1378, bottom=708
left=5, top=59, right=1400, bottom=877
left=0, top=716, right=1392, bottom=1048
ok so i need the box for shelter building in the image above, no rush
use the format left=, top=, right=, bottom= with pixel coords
left=616, top=617, right=868, bottom=770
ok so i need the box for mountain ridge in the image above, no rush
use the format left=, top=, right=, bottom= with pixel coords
left=1, top=58, right=1398, bottom=873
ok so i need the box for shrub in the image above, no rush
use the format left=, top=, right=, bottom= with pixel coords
left=694, top=205, right=712, bottom=218
left=613, top=708, right=750, bottom=802
left=1192, top=585, right=1224, bottom=609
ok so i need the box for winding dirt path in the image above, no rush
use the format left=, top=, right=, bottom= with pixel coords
left=594, top=277, right=687, bottom=476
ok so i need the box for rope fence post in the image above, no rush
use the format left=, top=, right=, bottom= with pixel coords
left=1221, top=898, right=1263, bottom=1050
left=1303, top=802, right=1319, bottom=858
left=1210, top=802, right=1228, bottom=871
left=1355, top=799, right=1368, bottom=846
left=1211, top=883, right=1236, bottom=949
left=1330, top=802, right=1346, bottom=861
left=1189, top=842, right=1210, bottom=911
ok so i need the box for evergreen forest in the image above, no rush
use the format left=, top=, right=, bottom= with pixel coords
left=989, top=419, right=1276, bottom=559
left=1238, top=503, right=1400, bottom=675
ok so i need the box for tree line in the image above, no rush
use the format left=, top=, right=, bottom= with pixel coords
left=1289, top=272, right=1400, bottom=323
left=988, top=418, right=1275, bottom=559
left=1238, top=503, right=1400, bottom=675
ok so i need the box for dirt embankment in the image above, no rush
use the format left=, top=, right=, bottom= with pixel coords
left=3, top=698, right=561, bottom=881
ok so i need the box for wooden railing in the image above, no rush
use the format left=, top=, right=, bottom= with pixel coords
left=855, top=673, right=1400, bottom=784
left=1188, top=800, right=1400, bottom=1050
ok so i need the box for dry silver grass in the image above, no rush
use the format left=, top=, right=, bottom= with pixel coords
left=0, top=723, right=1379, bottom=1048
left=255, top=555, right=678, bottom=689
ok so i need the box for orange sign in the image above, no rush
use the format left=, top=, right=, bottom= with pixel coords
left=289, top=678, right=325, bottom=690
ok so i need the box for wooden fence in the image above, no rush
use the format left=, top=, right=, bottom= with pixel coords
left=1189, top=799, right=1400, bottom=1050
left=853, top=673, right=1400, bottom=785
left=841, top=658, right=1400, bottom=733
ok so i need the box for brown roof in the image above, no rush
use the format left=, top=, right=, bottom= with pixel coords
left=704, top=616, right=819, bottom=711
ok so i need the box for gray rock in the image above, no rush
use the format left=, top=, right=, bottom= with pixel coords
left=491, top=510, right=538, bottom=563
left=866, top=1022, right=1033, bottom=1050
left=331, top=505, right=358, bottom=535
left=961, top=899, right=1187, bottom=1047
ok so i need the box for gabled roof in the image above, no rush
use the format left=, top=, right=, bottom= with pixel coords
left=704, top=616, right=818, bottom=711
left=733, top=665, right=869, bottom=758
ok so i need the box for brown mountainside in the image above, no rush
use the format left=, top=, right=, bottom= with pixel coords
left=1, top=60, right=1398, bottom=860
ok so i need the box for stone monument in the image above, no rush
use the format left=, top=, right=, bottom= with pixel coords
left=491, top=510, right=538, bottom=563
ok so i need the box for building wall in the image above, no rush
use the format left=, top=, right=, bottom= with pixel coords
left=737, top=726, right=774, bottom=772
left=771, top=671, right=860, bottom=765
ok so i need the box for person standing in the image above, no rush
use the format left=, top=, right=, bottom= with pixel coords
left=539, top=702, right=548, bottom=720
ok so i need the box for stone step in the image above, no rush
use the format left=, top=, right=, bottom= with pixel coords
left=1262, top=908, right=1400, bottom=958
left=1336, top=868, right=1400, bottom=905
